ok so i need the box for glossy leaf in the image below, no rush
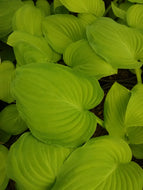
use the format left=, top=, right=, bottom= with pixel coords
left=126, top=4, right=143, bottom=31
left=59, top=0, right=105, bottom=16
left=36, top=0, right=50, bottom=16
left=86, top=17, right=143, bottom=69
left=0, top=0, right=23, bottom=39
left=12, top=4, right=44, bottom=36
left=0, top=61, right=15, bottom=103
left=11, top=63, right=103, bottom=147
left=0, top=145, right=9, bottom=190
left=111, top=2, right=126, bottom=20
left=52, top=136, right=143, bottom=190
left=7, top=132, right=73, bottom=190
left=7, top=31, right=61, bottom=66
left=0, top=104, right=27, bottom=135
left=63, top=39, right=117, bottom=79
left=42, top=14, right=86, bottom=53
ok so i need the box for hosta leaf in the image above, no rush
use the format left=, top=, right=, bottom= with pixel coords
left=11, top=63, right=103, bottom=147
left=0, top=145, right=9, bottom=190
left=128, top=0, right=143, bottom=3
left=104, top=82, right=131, bottom=138
left=127, top=127, right=143, bottom=144
left=12, top=4, right=44, bottom=36
left=126, top=4, right=143, bottom=31
left=7, top=132, right=73, bottom=190
left=111, top=2, right=126, bottom=20
left=53, top=0, right=69, bottom=14
left=0, top=104, right=27, bottom=135
left=78, top=13, right=97, bottom=28
left=0, top=0, right=23, bottom=39
left=59, top=0, right=105, bottom=16
left=130, top=144, right=143, bottom=159
left=86, top=17, right=143, bottom=69
left=0, top=129, right=11, bottom=144
left=52, top=136, right=143, bottom=190
left=42, top=14, right=86, bottom=53
left=125, top=84, right=143, bottom=127
left=36, top=0, right=50, bottom=16
left=63, top=39, right=117, bottom=79
left=0, top=61, right=15, bottom=103
left=7, top=31, right=61, bottom=65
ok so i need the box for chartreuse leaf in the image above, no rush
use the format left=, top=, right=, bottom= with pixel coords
left=7, top=31, right=61, bottom=66
left=130, top=144, right=143, bottom=159
left=126, top=4, right=143, bottom=32
left=78, top=13, right=97, bottom=28
left=53, top=0, right=69, bottom=14
left=52, top=136, right=143, bottom=190
left=0, top=61, right=15, bottom=103
left=42, top=14, right=86, bottom=53
left=59, top=0, right=105, bottom=16
left=63, top=39, right=117, bottom=79
left=7, top=132, right=73, bottom=190
left=12, top=4, right=44, bottom=36
left=11, top=63, right=103, bottom=147
left=22, top=0, right=34, bottom=5
left=111, top=2, right=126, bottom=20
left=0, top=0, right=23, bottom=39
left=128, top=0, right=143, bottom=3
left=86, top=17, right=143, bottom=69
left=36, top=0, right=50, bottom=16
left=0, top=145, right=9, bottom=190
left=0, top=104, right=27, bottom=135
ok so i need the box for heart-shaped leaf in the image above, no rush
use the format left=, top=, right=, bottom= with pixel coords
left=7, top=132, right=73, bottom=190
left=11, top=63, right=103, bottom=147
left=52, top=136, right=143, bottom=190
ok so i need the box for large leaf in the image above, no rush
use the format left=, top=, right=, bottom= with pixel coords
left=52, top=136, right=143, bottom=190
left=0, top=104, right=27, bottom=135
left=11, top=63, right=103, bottom=147
left=59, top=0, right=105, bottom=16
left=0, top=145, right=9, bottom=190
left=0, top=61, right=15, bottom=103
left=7, top=31, right=61, bottom=66
left=42, top=14, right=86, bottom=53
left=86, top=17, right=143, bottom=69
left=7, top=132, right=73, bottom=190
left=77, top=13, right=97, bottom=28
left=63, top=39, right=117, bottom=79
left=126, top=4, right=143, bottom=32
left=0, top=0, right=23, bottom=39
left=12, top=4, right=44, bottom=36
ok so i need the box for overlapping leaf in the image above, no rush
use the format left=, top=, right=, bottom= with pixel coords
left=86, top=17, right=143, bottom=69
left=0, top=130, right=11, bottom=144
left=0, top=0, right=23, bottom=39
left=42, top=14, right=86, bottom=53
left=63, top=39, right=117, bottom=79
left=0, top=145, right=9, bottom=190
left=7, top=31, right=61, bottom=66
left=11, top=63, right=103, bottom=147
left=36, top=0, right=50, bottom=16
left=0, top=61, right=15, bottom=103
left=12, top=4, right=44, bottom=36
left=128, top=0, right=143, bottom=3
left=126, top=4, right=143, bottom=32
left=0, top=104, right=27, bottom=135
left=111, top=2, right=126, bottom=20
left=52, top=136, right=143, bottom=190
left=59, top=0, right=105, bottom=16
left=7, top=132, right=73, bottom=190
left=77, top=13, right=97, bottom=28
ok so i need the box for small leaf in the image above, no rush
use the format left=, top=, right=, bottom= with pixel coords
left=36, top=0, right=50, bottom=16
left=7, top=132, right=73, bottom=190
left=42, top=14, right=86, bottom=53
left=126, top=4, right=143, bottom=32
left=0, top=145, right=9, bottom=190
left=52, top=136, right=143, bottom=190
left=111, top=2, right=126, bottom=20
left=0, top=104, right=27, bottom=135
left=7, top=31, right=61, bottom=65
left=0, top=61, right=15, bottom=103
left=63, top=39, right=117, bottom=79
left=12, top=4, right=44, bottom=36
left=59, top=0, right=105, bottom=16
left=11, top=63, right=103, bottom=147
left=86, top=17, right=143, bottom=69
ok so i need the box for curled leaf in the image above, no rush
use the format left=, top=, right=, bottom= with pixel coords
left=42, top=14, right=86, bottom=53
left=7, top=132, right=73, bottom=190
left=11, top=63, right=103, bottom=147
